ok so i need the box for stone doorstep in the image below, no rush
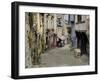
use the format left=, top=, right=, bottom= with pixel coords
left=74, top=48, right=81, bottom=58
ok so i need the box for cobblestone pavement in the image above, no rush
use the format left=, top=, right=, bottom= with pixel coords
left=31, top=44, right=89, bottom=68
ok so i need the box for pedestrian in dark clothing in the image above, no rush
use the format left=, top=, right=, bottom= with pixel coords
left=80, top=32, right=89, bottom=55
left=75, top=31, right=81, bottom=48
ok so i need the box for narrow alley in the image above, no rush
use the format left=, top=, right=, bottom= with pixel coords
left=31, top=44, right=89, bottom=68
left=25, top=12, right=90, bottom=68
